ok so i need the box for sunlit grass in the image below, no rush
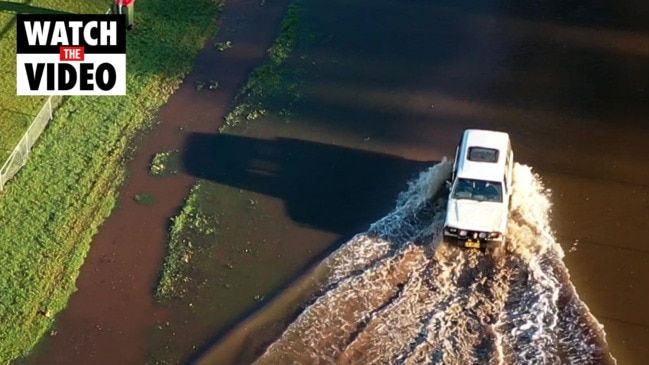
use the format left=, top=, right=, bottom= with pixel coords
left=0, top=0, right=224, bottom=362
left=0, top=1, right=107, bottom=161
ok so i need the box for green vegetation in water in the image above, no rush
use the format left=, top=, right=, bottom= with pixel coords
left=150, top=149, right=181, bottom=177
left=222, top=0, right=303, bottom=130
left=214, top=40, right=232, bottom=51
left=0, top=0, right=224, bottom=362
left=134, top=193, right=158, bottom=206
left=195, top=79, right=219, bottom=91
left=155, top=183, right=218, bottom=304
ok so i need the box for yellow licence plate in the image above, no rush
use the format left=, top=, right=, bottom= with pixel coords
left=464, top=240, right=481, bottom=249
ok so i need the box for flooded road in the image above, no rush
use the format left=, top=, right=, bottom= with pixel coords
left=22, top=0, right=649, bottom=364
left=196, top=0, right=649, bottom=364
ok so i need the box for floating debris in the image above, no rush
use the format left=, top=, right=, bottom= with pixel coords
left=214, top=41, right=232, bottom=51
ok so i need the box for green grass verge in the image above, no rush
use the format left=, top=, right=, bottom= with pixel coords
left=0, top=1, right=106, bottom=162
left=221, top=0, right=302, bottom=130
left=0, top=0, right=224, bottom=362
left=155, top=182, right=217, bottom=304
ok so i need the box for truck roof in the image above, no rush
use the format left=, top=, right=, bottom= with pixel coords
left=455, top=129, right=510, bottom=182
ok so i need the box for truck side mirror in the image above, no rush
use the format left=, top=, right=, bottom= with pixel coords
left=445, top=180, right=452, bottom=189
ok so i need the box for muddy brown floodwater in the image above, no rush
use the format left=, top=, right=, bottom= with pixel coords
left=24, top=0, right=649, bottom=364
left=24, top=0, right=292, bottom=364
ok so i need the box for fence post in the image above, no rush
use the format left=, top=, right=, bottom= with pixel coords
left=22, top=138, right=27, bottom=167
left=0, top=94, right=64, bottom=195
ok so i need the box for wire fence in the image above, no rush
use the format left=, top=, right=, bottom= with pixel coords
left=0, top=7, right=115, bottom=193
left=0, top=96, right=63, bottom=192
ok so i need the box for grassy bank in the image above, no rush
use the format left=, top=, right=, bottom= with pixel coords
left=155, top=0, right=302, bottom=304
left=0, top=1, right=106, bottom=162
left=155, top=183, right=218, bottom=304
left=0, top=0, right=224, bottom=362
left=221, top=0, right=302, bottom=130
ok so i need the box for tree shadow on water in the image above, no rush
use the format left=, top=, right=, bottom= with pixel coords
left=182, top=133, right=434, bottom=238
left=181, top=133, right=437, bottom=365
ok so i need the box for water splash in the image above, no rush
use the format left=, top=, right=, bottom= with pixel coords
left=253, top=161, right=616, bottom=365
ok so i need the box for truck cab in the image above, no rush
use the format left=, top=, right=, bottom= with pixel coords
left=443, top=129, right=514, bottom=249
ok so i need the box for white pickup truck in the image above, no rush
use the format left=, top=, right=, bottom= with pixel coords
left=443, top=129, right=514, bottom=249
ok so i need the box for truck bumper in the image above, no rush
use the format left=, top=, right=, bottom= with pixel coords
left=443, top=229, right=504, bottom=249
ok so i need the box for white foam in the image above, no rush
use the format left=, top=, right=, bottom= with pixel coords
left=254, top=161, right=615, bottom=365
